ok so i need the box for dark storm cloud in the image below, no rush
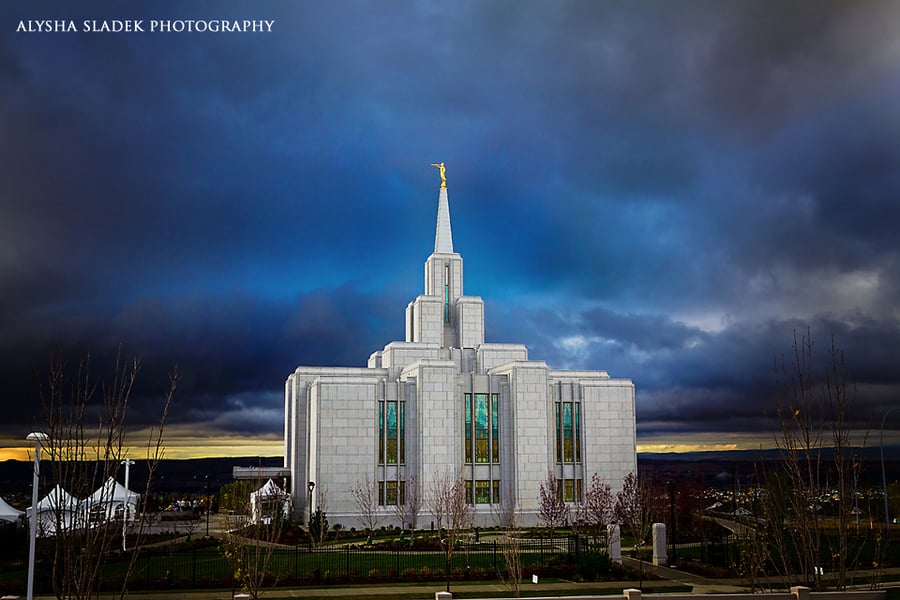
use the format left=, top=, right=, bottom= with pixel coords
left=1, top=0, right=899, bottom=448
left=494, top=300, right=900, bottom=439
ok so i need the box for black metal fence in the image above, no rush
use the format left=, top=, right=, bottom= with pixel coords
left=0, top=537, right=577, bottom=595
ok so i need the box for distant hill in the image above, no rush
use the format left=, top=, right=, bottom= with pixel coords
left=637, top=446, right=900, bottom=489
left=0, top=456, right=283, bottom=508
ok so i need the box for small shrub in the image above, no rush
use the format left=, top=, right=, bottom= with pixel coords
left=577, top=550, right=612, bottom=581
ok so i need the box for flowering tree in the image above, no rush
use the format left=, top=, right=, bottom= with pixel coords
left=576, top=472, right=613, bottom=538
left=538, top=472, right=568, bottom=544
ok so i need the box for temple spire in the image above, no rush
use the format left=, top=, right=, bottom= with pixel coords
left=432, top=163, right=454, bottom=253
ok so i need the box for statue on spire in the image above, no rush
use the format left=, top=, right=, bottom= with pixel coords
left=430, top=162, right=447, bottom=189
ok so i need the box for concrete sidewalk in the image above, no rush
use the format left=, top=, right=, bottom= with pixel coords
left=26, top=561, right=900, bottom=600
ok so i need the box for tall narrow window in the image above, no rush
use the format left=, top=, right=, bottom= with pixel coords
left=491, top=393, right=500, bottom=462
left=492, top=480, right=501, bottom=504
left=475, top=393, right=489, bottom=463
left=574, top=403, right=581, bottom=463
left=563, top=403, right=573, bottom=462
left=555, top=400, right=582, bottom=464
left=386, top=401, right=398, bottom=464
left=464, top=393, right=472, bottom=463
left=378, top=400, right=384, bottom=464
left=555, top=403, right=562, bottom=463
left=465, top=393, right=500, bottom=465
left=399, top=401, right=406, bottom=464
left=465, top=480, right=473, bottom=504
left=444, top=264, right=450, bottom=323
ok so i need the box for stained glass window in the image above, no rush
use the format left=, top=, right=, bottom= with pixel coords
left=386, top=401, right=398, bottom=464
left=378, top=401, right=384, bottom=464
left=575, top=404, right=581, bottom=463
left=555, top=403, right=562, bottom=463
left=563, top=403, right=573, bottom=462
left=475, top=393, right=489, bottom=463
left=491, top=393, right=499, bottom=463
left=564, top=479, right=575, bottom=502
left=464, top=393, right=472, bottom=463
left=556, top=401, right=582, bottom=465
left=475, top=480, right=490, bottom=504
left=399, top=401, right=406, bottom=464
left=444, top=264, right=450, bottom=323
left=386, top=481, right=398, bottom=505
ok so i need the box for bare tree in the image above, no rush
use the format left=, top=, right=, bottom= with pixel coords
left=769, top=331, right=869, bottom=590
left=538, top=472, right=568, bottom=545
left=393, top=475, right=422, bottom=530
left=350, top=476, right=380, bottom=533
left=221, top=476, right=289, bottom=600
left=309, top=487, right=329, bottom=547
left=614, top=471, right=660, bottom=588
left=492, top=498, right=523, bottom=597
left=427, top=472, right=473, bottom=592
left=38, top=350, right=174, bottom=600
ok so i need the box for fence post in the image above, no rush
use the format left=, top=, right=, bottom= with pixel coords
left=192, top=547, right=197, bottom=586
left=493, top=540, right=497, bottom=572
left=540, top=535, right=544, bottom=566
left=346, top=545, right=350, bottom=579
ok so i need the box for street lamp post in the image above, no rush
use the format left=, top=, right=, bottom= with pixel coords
left=121, top=459, right=134, bottom=552
left=26, top=432, right=48, bottom=600
left=881, top=407, right=899, bottom=533
left=307, top=481, right=315, bottom=529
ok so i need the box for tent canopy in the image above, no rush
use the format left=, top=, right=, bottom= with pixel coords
left=251, top=479, right=285, bottom=500
left=88, top=477, right=139, bottom=505
left=35, top=484, right=80, bottom=512
left=0, top=496, right=22, bottom=523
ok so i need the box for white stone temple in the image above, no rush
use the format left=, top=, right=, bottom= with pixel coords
left=284, top=167, right=636, bottom=527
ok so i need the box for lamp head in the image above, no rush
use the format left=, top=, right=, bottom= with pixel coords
left=308, top=481, right=315, bottom=493
left=26, top=432, right=48, bottom=442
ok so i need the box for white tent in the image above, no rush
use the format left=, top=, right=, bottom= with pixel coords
left=0, top=496, right=23, bottom=523
left=250, top=479, right=290, bottom=524
left=87, top=477, right=139, bottom=523
left=29, top=484, right=82, bottom=537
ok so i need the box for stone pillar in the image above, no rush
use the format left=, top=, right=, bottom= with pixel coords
left=652, top=522, right=667, bottom=566
left=435, top=592, right=452, bottom=600
left=608, top=524, right=622, bottom=564
left=790, top=587, right=811, bottom=600
left=624, top=588, right=642, bottom=600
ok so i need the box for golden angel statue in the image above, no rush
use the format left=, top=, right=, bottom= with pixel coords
left=430, top=162, right=447, bottom=188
